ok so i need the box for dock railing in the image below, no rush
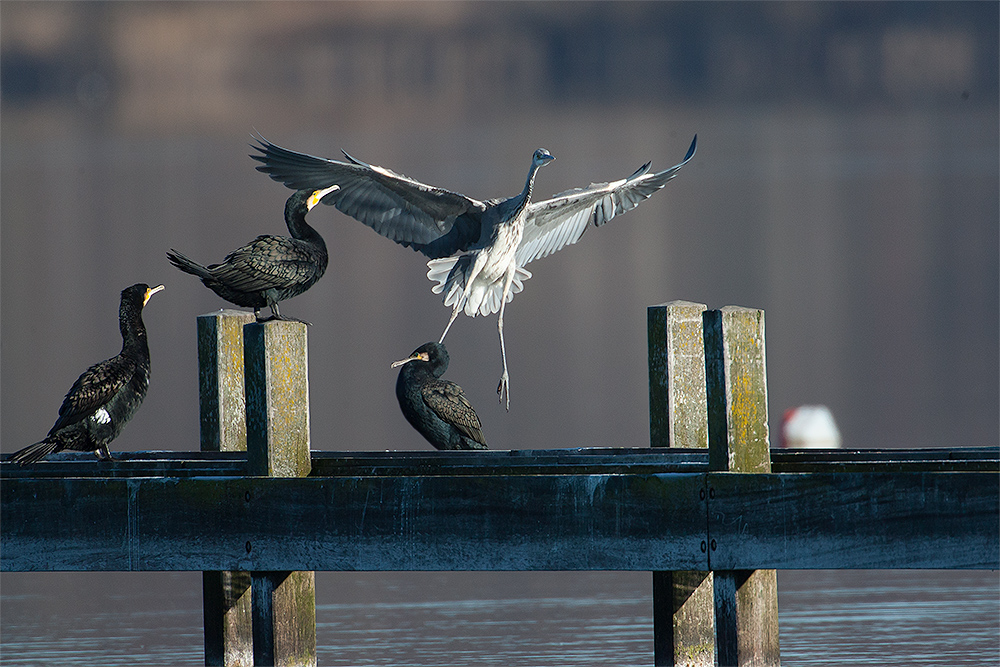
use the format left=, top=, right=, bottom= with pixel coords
left=3, top=302, right=998, bottom=667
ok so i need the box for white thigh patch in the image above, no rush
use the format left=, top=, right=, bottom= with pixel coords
left=91, top=408, right=112, bottom=424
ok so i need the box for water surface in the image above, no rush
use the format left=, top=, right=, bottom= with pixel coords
left=2, top=570, right=997, bottom=666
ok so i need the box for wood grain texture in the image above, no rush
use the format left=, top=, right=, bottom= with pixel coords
left=199, top=311, right=256, bottom=667
left=707, top=472, right=1000, bottom=569
left=245, top=321, right=311, bottom=478
left=4, top=447, right=997, bottom=479
left=704, top=306, right=779, bottom=666
left=243, top=319, right=316, bottom=666
left=4, top=469, right=996, bottom=572
left=1, top=473, right=709, bottom=571
left=649, top=301, right=709, bottom=450
left=704, top=307, right=770, bottom=474
left=198, top=310, right=255, bottom=453
left=649, top=301, right=714, bottom=667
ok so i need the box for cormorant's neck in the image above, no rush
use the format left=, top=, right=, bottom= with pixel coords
left=403, top=363, right=442, bottom=384
left=285, top=196, right=325, bottom=248
left=120, top=303, right=149, bottom=358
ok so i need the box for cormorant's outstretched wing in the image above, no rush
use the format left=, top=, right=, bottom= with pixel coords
left=422, top=379, right=487, bottom=447
left=516, top=135, right=696, bottom=267
left=49, top=356, right=136, bottom=433
left=250, top=136, right=486, bottom=258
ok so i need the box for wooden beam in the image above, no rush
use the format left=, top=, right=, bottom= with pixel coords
left=244, top=322, right=312, bottom=479
left=704, top=307, right=771, bottom=474
left=0, top=473, right=709, bottom=571
left=199, top=311, right=255, bottom=667
left=4, top=470, right=993, bottom=572
left=649, top=301, right=709, bottom=450
left=4, top=447, right=998, bottom=479
left=704, top=306, right=780, bottom=667
left=649, top=301, right=714, bottom=667
left=243, top=320, right=315, bottom=667
left=199, top=310, right=256, bottom=452
left=707, top=472, right=1000, bottom=569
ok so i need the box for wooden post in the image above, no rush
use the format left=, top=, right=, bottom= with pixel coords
left=200, top=310, right=256, bottom=667
left=244, top=320, right=316, bottom=667
left=704, top=306, right=780, bottom=667
left=648, top=301, right=714, bottom=667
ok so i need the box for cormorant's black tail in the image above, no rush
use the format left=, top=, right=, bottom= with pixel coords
left=10, top=439, right=60, bottom=466
left=166, top=249, right=212, bottom=280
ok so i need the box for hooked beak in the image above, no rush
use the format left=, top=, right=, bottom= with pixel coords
left=144, top=284, right=165, bottom=306
left=308, top=184, right=340, bottom=210
left=390, top=351, right=429, bottom=368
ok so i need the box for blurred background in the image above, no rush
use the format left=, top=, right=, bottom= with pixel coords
left=2, top=2, right=997, bottom=665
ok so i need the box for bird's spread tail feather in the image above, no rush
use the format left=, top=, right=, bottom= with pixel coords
left=427, top=257, right=531, bottom=317
left=166, top=249, right=212, bottom=280
left=10, top=439, right=60, bottom=466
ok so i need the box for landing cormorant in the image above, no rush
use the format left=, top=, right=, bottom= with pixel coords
left=167, top=185, right=339, bottom=321
left=10, top=283, right=164, bottom=465
left=392, top=342, right=488, bottom=450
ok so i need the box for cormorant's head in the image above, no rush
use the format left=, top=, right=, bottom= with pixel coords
left=143, top=284, right=165, bottom=306
left=121, top=283, right=164, bottom=308
left=307, top=184, right=341, bottom=211
left=391, top=342, right=449, bottom=376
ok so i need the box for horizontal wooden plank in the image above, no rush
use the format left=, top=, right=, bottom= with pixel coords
left=770, top=447, right=1000, bottom=472
left=0, top=448, right=711, bottom=479
left=1, top=474, right=709, bottom=572
left=2, top=447, right=995, bottom=479
left=707, top=472, right=1000, bottom=569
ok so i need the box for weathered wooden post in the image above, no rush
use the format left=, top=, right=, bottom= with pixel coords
left=244, top=320, right=316, bottom=667
left=200, top=310, right=256, bottom=667
left=648, top=301, right=714, bottom=667
left=704, top=306, right=780, bottom=666
left=199, top=312, right=316, bottom=667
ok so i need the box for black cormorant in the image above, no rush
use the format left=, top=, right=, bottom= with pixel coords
left=392, top=342, right=488, bottom=450
left=252, top=135, right=696, bottom=408
left=166, top=185, right=339, bottom=321
left=10, top=283, right=164, bottom=465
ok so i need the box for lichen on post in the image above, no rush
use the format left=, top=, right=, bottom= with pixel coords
left=244, top=319, right=316, bottom=667
left=648, top=301, right=715, bottom=667
left=199, top=310, right=256, bottom=667
left=704, top=306, right=780, bottom=666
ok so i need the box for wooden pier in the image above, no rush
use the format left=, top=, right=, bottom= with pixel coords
left=3, top=302, right=997, bottom=667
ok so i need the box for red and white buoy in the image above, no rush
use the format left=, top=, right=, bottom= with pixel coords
left=780, top=405, right=842, bottom=448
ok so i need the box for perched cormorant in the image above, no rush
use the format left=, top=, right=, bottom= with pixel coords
left=10, top=283, right=164, bottom=465
left=252, top=135, right=696, bottom=408
left=392, top=342, right=488, bottom=450
left=166, top=185, right=339, bottom=321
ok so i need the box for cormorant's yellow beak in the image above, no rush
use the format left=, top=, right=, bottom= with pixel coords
left=308, top=185, right=340, bottom=210
left=144, top=284, right=165, bottom=306
left=390, top=351, right=429, bottom=368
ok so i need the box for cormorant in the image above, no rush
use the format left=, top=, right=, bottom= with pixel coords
left=392, top=342, right=488, bottom=450
left=10, top=283, right=164, bottom=465
left=166, top=185, right=339, bottom=322
left=251, top=135, right=696, bottom=408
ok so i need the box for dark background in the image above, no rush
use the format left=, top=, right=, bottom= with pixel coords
left=2, top=1, right=997, bottom=662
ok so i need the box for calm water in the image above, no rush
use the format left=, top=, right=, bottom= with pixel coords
left=2, top=570, right=997, bottom=666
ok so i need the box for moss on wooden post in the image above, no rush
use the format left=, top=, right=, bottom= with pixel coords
left=199, top=310, right=256, bottom=453
left=244, top=320, right=316, bottom=667
left=704, top=306, right=780, bottom=666
left=649, top=301, right=710, bottom=449
left=649, top=301, right=714, bottom=667
left=199, top=310, right=256, bottom=667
